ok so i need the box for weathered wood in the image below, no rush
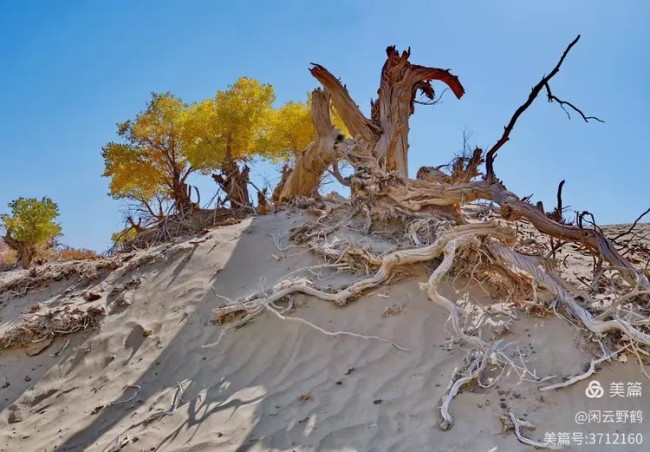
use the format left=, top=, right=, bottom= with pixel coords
left=275, top=89, right=342, bottom=201
left=310, top=47, right=464, bottom=178
left=383, top=177, right=641, bottom=283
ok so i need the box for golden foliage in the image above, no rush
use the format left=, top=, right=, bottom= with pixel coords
left=184, top=77, right=276, bottom=171
left=261, top=94, right=349, bottom=161
left=1, top=197, right=62, bottom=247
left=102, top=93, right=192, bottom=205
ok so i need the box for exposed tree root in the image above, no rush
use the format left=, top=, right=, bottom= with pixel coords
left=0, top=258, right=120, bottom=301
left=491, top=244, right=650, bottom=346
left=265, top=305, right=408, bottom=351
left=424, top=237, right=485, bottom=348
left=380, top=178, right=645, bottom=286
left=213, top=222, right=514, bottom=320
left=423, top=235, right=549, bottom=429
left=210, top=288, right=408, bottom=351
left=439, top=349, right=490, bottom=431
left=0, top=305, right=104, bottom=350
left=501, top=411, right=561, bottom=450
left=539, top=346, right=626, bottom=392
left=212, top=36, right=650, bottom=440
left=214, top=209, right=649, bottom=433
left=115, top=208, right=248, bottom=252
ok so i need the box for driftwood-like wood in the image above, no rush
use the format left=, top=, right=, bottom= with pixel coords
left=237, top=38, right=649, bottom=434
left=381, top=177, right=643, bottom=284
left=275, top=37, right=641, bottom=286
left=484, top=35, right=602, bottom=181
left=310, top=47, right=465, bottom=178
left=275, top=89, right=343, bottom=201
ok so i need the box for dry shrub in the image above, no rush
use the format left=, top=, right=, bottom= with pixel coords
left=116, top=208, right=246, bottom=252
left=57, top=248, right=99, bottom=261
left=0, top=305, right=105, bottom=350
left=1, top=240, right=100, bottom=269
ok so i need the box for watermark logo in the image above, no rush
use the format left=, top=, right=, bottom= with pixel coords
left=586, top=380, right=604, bottom=399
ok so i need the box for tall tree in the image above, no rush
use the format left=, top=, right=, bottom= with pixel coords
left=184, top=77, right=276, bottom=208
left=102, top=92, right=196, bottom=219
left=1, top=197, right=61, bottom=268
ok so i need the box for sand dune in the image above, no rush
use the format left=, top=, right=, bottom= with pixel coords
left=0, top=213, right=648, bottom=451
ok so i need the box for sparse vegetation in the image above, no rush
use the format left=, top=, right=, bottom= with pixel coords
left=2, top=24, right=648, bottom=452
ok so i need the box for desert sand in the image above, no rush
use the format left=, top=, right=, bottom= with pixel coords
left=0, top=211, right=648, bottom=451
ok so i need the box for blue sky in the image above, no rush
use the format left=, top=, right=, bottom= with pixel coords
left=1, top=1, right=648, bottom=251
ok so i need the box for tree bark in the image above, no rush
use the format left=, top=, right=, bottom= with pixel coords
left=273, top=42, right=644, bottom=288
left=170, top=180, right=194, bottom=215
left=272, top=164, right=292, bottom=205
left=257, top=188, right=269, bottom=214
left=381, top=177, right=642, bottom=284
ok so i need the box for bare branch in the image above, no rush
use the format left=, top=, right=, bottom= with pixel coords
left=485, top=35, right=601, bottom=181
left=548, top=179, right=566, bottom=223
left=612, top=207, right=650, bottom=241
left=544, top=82, right=604, bottom=123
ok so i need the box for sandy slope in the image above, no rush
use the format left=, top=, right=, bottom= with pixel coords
left=0, top=213, right=648, bottom=451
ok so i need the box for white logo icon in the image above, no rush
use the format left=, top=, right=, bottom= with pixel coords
left=585, top=380, right=604, bottom=399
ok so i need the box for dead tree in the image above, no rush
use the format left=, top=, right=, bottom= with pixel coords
left=222, top=37, right=650, bottom=432
left=274, top=47, right=465, bottom=200
left=311, top=46, right=464, bottom=177
left=274, top=36, right=646, bottom=285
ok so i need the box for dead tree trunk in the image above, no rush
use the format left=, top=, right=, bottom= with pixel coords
left=217, top=39, right=650, bottom=433
left=310, top=46, right=465, bottom=177
left=3, top=234, right=34, bottom=268
left=212, top=161, right=251, bottom=208
left=275, top=89, right=343, bottom=202
left=274, top=38, right=645, bottom=286
left=272, top=164, right=292, bottom=205
left=170, top=180, right=194, bottom=215
left=274, top=47, right=465, bottom=203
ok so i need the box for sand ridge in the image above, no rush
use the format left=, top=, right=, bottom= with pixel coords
left=0, top=212, right=648, bottom=451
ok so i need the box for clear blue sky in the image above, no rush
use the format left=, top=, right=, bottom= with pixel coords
left=1, top=1, right=648, bottom=251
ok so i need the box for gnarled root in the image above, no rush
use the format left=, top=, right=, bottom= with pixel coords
left=213, top=221, right=515, bottom=324
left=491, top=244, right=650, bottom=347
left=424, top=236, right=541, bottom=430
left=439, top=349, right=490, bottom=431
left=501, top=411, right=561, bottom=450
